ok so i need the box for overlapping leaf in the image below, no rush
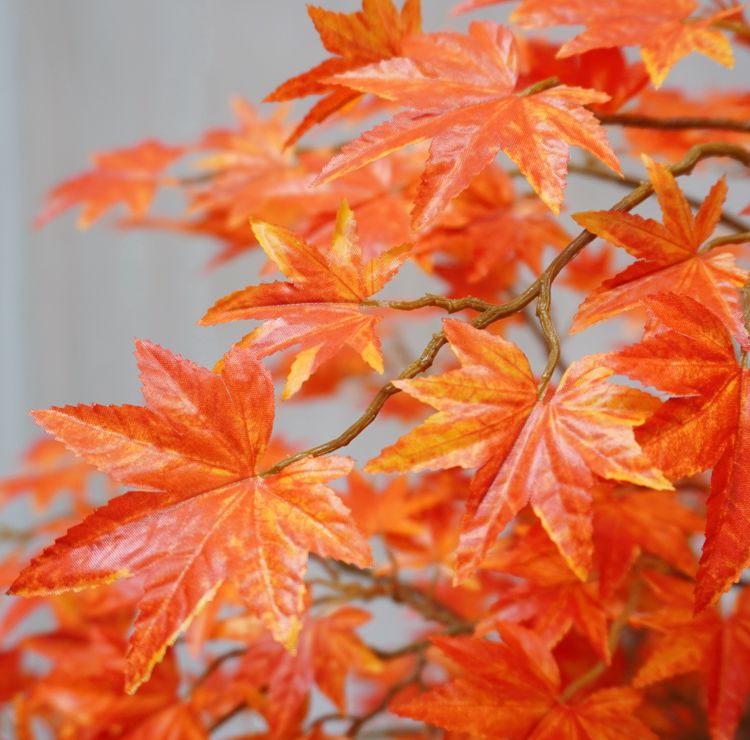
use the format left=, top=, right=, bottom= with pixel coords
left=10, top=342, right=370, bottom=692
left=393, top=623, right=656, bottom=738
left=479, top=524, right=612, bottom=662
left=201, top=200, right=408, bottom=398
left=605, top=293, right=750, bottom=610
left=367, top=319, right=670, bottom=580
left=211, top=606, right=383, bottom=737
left=20, top=628, right=205, bottom=739
left=454, top=0, right=737, bottom=87
left=412, top=163, right=569, bottom=297
left=516, top=40, right=649, bottom=113
left=572, top=157, right=749, bottom=347
left=316, top=22, right=621, bottom=226
left=632, top=573, right=750, bottom=740
left=266, top=0, right=422, bottom=145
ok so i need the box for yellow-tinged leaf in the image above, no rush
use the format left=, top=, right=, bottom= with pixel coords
left=368, top=319, right=669, bottom=581
left=11, top=342, right=370, bottom=692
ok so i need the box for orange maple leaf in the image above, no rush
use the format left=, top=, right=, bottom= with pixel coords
left=571, top=156, right=749, bottom=347
left=0, top=438, right=100, bottom=512
left=412, top=162, right=570, bottom=288
left=344, top=470, right=453, bottom=541
left=592, top=485, right=702, bottom=597
left=35, top=139, right=185, bottom=228
left=367, top=319, right=670, bottom=581
left=265, top=0, right=422, bottom=146
left=393, top=623, right=656, bottom=738
left=316, top=22, right=621, bottom=226
left=214, top=606, right=383, bottom=737
left=454, top=0, right=737, bottom=87
left=632, top=573, right=750, bottom=740
left=516, top=40, right=649, bottom=114
left=201, top=201, right=408, bottom=398
left=478, top=524, right=612, bottom=663
left=23, top=628, right=205, bottom=739
left=605, top=293, right=750, bottom=610
left=10, top=342, right=370, bottom=692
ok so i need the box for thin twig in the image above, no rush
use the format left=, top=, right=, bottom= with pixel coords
left=598, top=112, right=750, bottom=133
left=566, top=162, right=750, bottom=234
left=261, top=143, right=750, bottom=478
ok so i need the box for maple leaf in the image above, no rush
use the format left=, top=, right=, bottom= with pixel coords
left=316, top=21, right=621, bottom=227
left=186, top=101, right=337, bottom=233
left=265, top=0, right=422, bottom=146
left=0, top=437, right=102, bottom=513
left=201, top=201, right=408, bottom=398
left=300, top=154, right=421, bottom=261
left=367, top=319, right=670, bottom=580
left=23, top=627, right=206, bottom=739
left=35, top=139, right=185, bottom=228
left=516, top=40, right=649, bottom=113
left=479, top=524, right=612, bottom=662
left=344, top=470, right=453, bottom=541
left=631, top=573, right=750, bottom=740
left=455, top=0, right=737, bottom=87
left=412, top=162, right=570, bottom=290
left=10, top=342, right=370, bottom=692
left=605, top=293, right=750, bottom=610
left=571, top=156, right=749, bottom=346
left=592, top=485, right=702, bottom=597
left=393, top=623, right=656, bottom=738
left=214, top=606, right=383, bottom=737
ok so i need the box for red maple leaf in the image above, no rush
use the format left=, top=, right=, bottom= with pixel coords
left=10, top=342, right=370, bottom=692
left=316, top=22, right=621, bottom=227
left=632, top=572, right=750, bottom=740
left=454, top=0, right=737, bottom=87
left=606, top=293, right=750, bottom=609
left=393, top=623, right=656, bottom=738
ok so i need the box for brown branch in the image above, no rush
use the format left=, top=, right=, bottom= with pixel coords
left=309, top=559, right=470, bottom=629
left=189, top=648, right=246, bottom=696
left=567, top=162, right=750, bottom=234
left=598, top=112, right=750, bottom=133
left=700, top=231, right=750, bottom=253
left=262, top=142, right=750, bottom=478
left=535, top=274, right=560, bottom=398
left=363, top=294, right=494, bottom=313
left=373, top=622, right=472, bottom=661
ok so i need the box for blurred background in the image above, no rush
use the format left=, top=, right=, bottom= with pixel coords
left=0, top=2, right=748, bottom=736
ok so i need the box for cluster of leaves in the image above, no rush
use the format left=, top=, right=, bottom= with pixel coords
left=3, top=0, right=750, bottom=737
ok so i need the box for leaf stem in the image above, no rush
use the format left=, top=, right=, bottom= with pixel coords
left=261, top=143, right=750, bottom=478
